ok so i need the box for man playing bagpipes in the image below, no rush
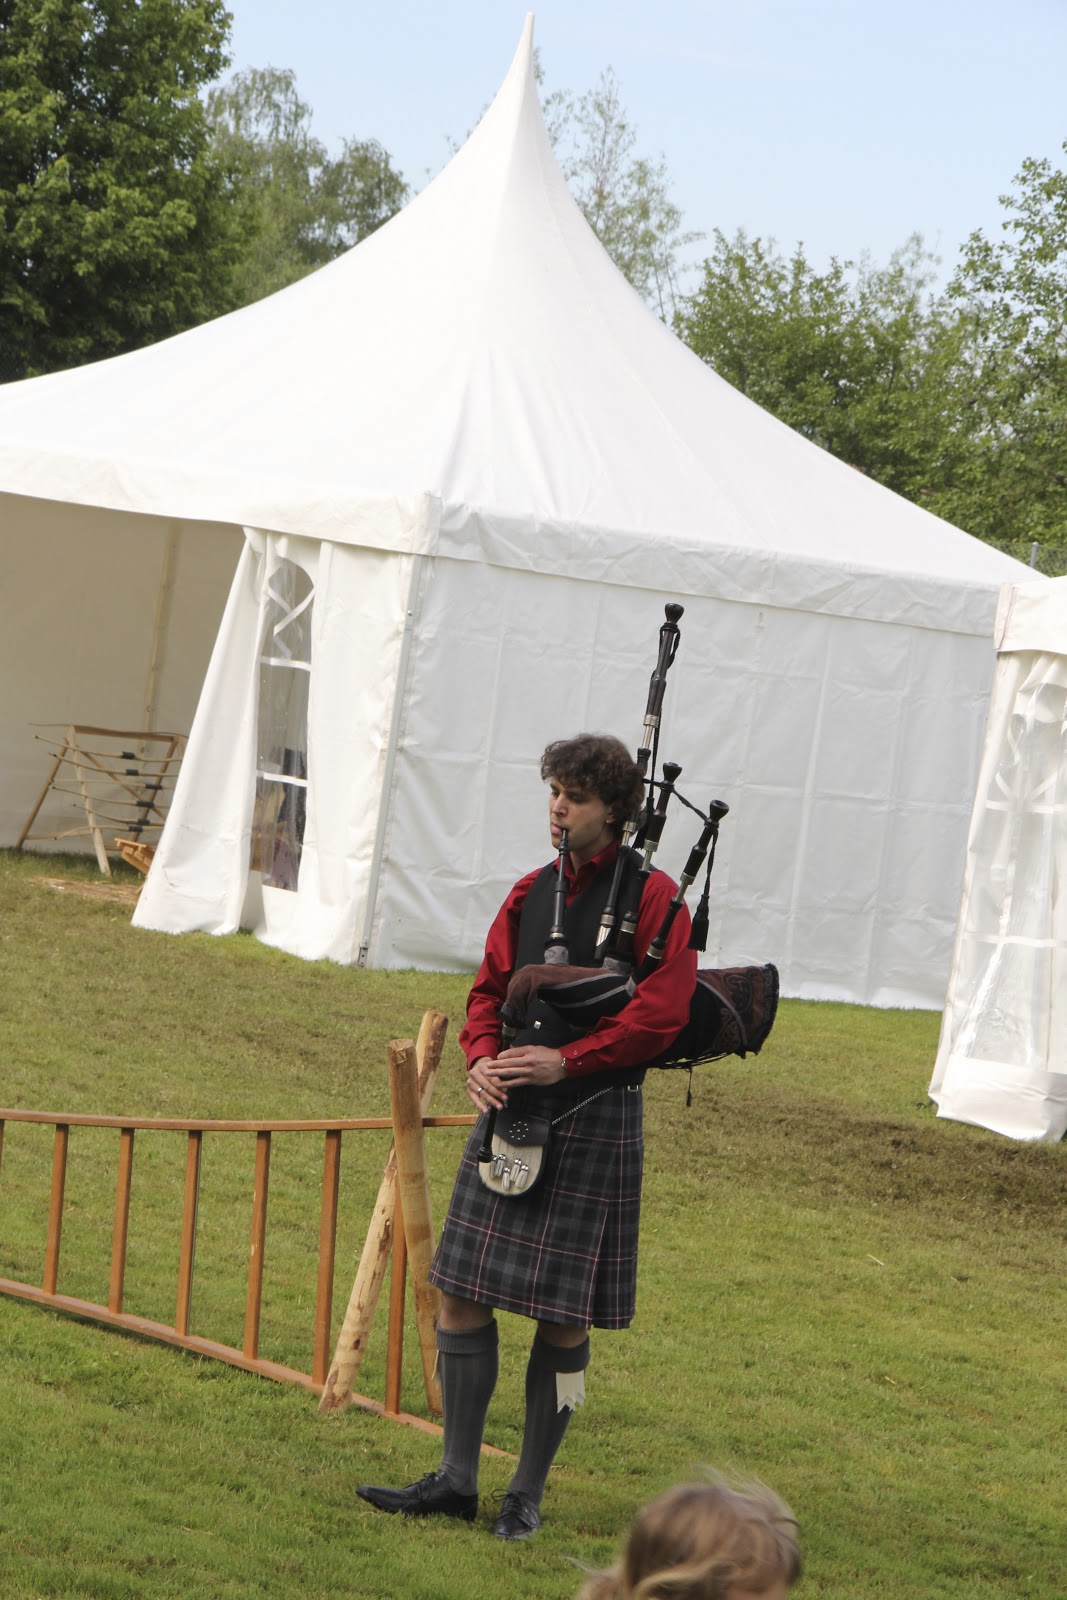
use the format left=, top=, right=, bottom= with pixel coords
left=357, top=732, right=698, bottom=1540
left=358, top=605, right=778, bottom=1539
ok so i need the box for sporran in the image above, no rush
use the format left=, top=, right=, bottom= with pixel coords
left=476, top=1104, right=551, bottom=1196
left=477, top=1084, right=615, bottom=1198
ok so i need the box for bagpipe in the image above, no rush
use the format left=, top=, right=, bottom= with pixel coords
left=477, top=603, right=778, bottom=1195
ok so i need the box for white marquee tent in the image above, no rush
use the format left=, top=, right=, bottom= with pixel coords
left=931, top=575, right=1067, bottom=1140
left=0, top=19, right=1030, bottom=1004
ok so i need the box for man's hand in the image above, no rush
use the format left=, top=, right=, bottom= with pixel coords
left=489, top=1044, right=567, bottom=1090
left=466, top=1055, right=508, bottom=1113
left=466, top=1046, right=567, bottom=1113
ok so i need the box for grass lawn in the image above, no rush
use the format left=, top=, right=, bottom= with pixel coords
left=1, top=847, right=1065, bottom=1599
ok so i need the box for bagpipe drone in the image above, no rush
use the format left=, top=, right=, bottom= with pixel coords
left=477, top=603, right=779, bottom=1196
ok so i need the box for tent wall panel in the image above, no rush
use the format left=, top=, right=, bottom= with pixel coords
left=0, top=495, right=240, bottom=846
left=134, top=534, right=413, bottom=964
left=933, top=576, right=1067, bottom=1138
left=363, top=560, right=996, bottom=1006
left=153, top=518, right=247, bottom=732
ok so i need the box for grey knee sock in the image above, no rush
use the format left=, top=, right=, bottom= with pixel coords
left=437, top=1320, right=499, bottom=1496
left=508, top=1332, right=590, bottom=1505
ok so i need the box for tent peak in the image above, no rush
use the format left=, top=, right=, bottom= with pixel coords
left=518, top=13, right=535, bottom=60
left=501, top=16, right=536, bottom=95
left=475, top=11, right=539, bottom=138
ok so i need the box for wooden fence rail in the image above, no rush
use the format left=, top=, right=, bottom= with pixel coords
left=0, top=1022, right=475, bottom=1438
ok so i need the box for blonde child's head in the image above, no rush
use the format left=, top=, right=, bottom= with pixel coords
left=577, top=1475, right=802, bottom=1600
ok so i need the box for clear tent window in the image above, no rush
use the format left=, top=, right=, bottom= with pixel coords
left=251, top=558, right=313, bottom=891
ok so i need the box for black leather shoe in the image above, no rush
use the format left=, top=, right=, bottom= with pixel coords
left=357, top=1469, right=477, bottom=1521
left=491, top=1490, right=542, bottom=1540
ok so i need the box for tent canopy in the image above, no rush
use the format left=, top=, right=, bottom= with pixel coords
left=0, top=18, right=1021, bottom=631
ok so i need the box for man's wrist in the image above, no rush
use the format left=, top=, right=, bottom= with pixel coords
left=466, top=1047, right=497, bottom=1072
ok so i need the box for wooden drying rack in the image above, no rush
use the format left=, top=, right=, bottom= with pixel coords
left=17, top=724, right=185, bottom=876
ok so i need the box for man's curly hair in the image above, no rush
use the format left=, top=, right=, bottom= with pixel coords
left=540, top=734, right=645, bottom=838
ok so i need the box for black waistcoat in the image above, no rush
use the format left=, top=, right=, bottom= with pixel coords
left=514, top=848, right=638, bottom=971
left=508, top=848, right=645, bottom=1092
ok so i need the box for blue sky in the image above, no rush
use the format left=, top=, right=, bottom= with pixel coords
left=221, top=1, right=1067, bottom=289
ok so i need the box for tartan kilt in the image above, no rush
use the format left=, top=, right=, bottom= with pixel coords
left=428, top=1081, right=644, bottom=1329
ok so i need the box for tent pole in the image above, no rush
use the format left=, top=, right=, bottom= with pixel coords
left=142, top=521, right=181, bottom=738
left=357, top=552, right=425, bottom=967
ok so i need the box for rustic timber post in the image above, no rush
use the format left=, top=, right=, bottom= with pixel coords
left=388, top=1038, right=442, bottom=1416
left=319, top=1010, right=447, bottom=1416
left=384, top=1185, right=407, bottom=1417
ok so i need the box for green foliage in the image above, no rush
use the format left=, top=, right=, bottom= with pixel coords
left=677, top=231, right=975, bottom=507
left=677, top=182, right=1067, bottom=571
left=527, top=55, right=698, bottom=319
left=2, top=848, right=1067, bottom=1597
left=0, top=0, right=244, bottom=380
left=205, top=66, right=408, bottom=307
left=945, top=148, right=1067, bottom=558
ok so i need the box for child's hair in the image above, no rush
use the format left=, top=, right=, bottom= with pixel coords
left=576, top=1475, right=802, bottom=1600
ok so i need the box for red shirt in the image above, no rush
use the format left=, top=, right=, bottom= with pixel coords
left=459, top=840, right=698, bottom=1078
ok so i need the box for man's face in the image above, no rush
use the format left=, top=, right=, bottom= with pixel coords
left=547, top=776, right=615, bottom=865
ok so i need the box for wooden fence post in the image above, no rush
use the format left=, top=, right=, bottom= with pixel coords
left=318, top=1010, right=447, bottom=1415
left=388, top=1038, right=442, bottom=1417
left=43, top=1124, right=69, bottom=1295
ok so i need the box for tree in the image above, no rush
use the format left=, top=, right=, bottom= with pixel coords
left=677, top=170, right=1067, bottom=572
left=542, top=65, right=699, bottom=319
left=205, top=66, right=408, bottom=307
left=945, top=150, right=1067, bottom=560
left=0, top=0, right=244, bottom=380
left=677, top=230, right=973, bottom=508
